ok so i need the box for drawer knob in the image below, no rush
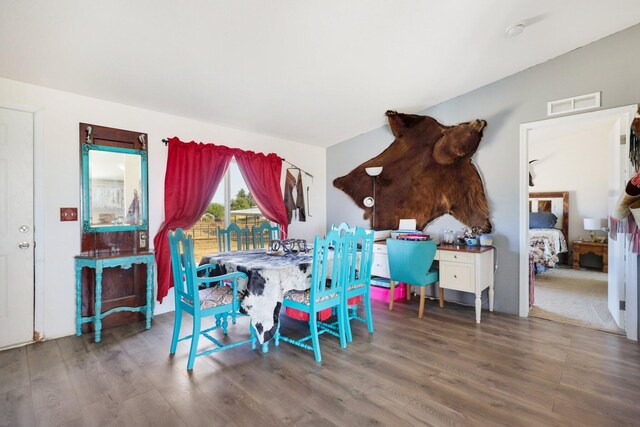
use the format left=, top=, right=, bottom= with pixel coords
left=454, top=275, right=457, bottom=278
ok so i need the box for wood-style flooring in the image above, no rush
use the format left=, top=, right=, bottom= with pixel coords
left=2, top=298, right=640, bottom=427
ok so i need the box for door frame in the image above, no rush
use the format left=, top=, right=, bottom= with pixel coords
left=519, top=104, right=638, bottom=341
left=0, top=102, right=44, bottom=343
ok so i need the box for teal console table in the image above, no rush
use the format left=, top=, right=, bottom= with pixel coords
left=75, top=251, right=155, bottom=342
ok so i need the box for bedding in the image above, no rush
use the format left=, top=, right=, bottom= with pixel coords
left=529, top=212, right=558, bottom=228
left=528, top=228, right=567, bottom=272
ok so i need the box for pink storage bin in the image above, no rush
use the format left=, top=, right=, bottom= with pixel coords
left=370, top=283, right=408, bottom=302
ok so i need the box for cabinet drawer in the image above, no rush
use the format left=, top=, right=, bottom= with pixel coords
left=440, top=262, right=474, bottom=292
left=439, top=250, right=475, bottom=264
left=371, top=253, right=390, bottom=278
left=373, top=244, right=387, bottom=254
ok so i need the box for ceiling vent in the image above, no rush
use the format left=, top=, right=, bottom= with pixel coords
left=547, top=92, right=601, bottom=117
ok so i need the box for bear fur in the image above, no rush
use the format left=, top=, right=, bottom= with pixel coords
left=333, top=111, right=492, bottom=232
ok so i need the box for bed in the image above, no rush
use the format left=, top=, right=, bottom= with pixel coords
left=529, top=191, right=569, bottom=273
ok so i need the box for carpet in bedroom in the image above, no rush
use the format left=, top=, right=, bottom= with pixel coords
left=529, top=267, right=624, bottom=334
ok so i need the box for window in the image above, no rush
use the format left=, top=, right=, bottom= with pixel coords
left=186, top=160, right=267, bottom=261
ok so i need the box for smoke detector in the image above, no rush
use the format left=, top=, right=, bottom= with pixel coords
left=506, top=23, right=525, bottom=38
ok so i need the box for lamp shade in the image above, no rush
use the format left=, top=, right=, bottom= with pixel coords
left=365, top=166, right=383, bottom=177
left=583, top=218, right=605, bottom=231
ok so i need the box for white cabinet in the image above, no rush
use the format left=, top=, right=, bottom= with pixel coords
left=372, top=242, right=495, bottom=323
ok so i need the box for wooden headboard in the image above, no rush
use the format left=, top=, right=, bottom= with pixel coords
left=529, top=191, right=569, bottom=241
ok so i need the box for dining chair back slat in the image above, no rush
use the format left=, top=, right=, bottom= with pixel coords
left=168, top=228, right=199, bottom=307
left=218, top=223, right=250, bottom=252
left=330, top=222, right=353, bottom=236
left=251, top=221, right=280, bottom=249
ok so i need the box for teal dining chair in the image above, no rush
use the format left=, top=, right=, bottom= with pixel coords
left=330, top=222, right=352, bottom=236
left=278, top=230, right=348, bottom=363
left=251, top=221, right=280, bottom=249
left=169, top=228, right=256, bottom=370
left=218, top=223, right=250, bottom=252
left=319, top=227, right=375, bottom=343
left=386, top=238, right=439, bottom=319
left=342, top=227, right=375, bottom=341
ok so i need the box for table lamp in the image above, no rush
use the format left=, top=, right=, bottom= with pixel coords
left=583, top=218, right=606, bottom=242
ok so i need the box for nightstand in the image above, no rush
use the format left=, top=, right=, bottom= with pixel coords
left=572, top=240, right=608, bottom=273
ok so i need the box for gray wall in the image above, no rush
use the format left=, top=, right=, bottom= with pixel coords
left=327, top=24, right=640, bottom=316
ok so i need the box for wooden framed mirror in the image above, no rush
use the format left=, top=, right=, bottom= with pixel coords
left=81, top=143, right=148, bottom=233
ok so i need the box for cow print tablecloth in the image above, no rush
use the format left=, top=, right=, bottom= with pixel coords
left=199, top=250, right=313, bottom=344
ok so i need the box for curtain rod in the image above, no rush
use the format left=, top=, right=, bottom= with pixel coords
left=161, top=138, right=314, bottom=179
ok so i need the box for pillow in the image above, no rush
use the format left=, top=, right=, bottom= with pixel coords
left=529, top=212, right=558, bottom=229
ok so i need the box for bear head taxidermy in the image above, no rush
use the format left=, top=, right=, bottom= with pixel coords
left=333, top=110, right=492, bottom=232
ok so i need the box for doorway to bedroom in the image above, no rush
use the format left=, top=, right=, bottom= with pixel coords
left=519, top=105, right=638, bottom=340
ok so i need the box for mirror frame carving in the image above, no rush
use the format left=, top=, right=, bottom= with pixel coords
left=81, top=143, right=148, bottom=233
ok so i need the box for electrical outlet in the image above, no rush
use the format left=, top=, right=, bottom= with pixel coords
left=139, top=232, right=148, bottom=248
left=60, top=207, right=78, bottom=221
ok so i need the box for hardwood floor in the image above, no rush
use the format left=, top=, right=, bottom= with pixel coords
left=2, top=298, right=640, bottom=426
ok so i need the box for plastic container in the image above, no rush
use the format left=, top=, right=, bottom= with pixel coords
left=370, top=283, right=408, bottom=302
left=479, top=234, right=493, bottom=246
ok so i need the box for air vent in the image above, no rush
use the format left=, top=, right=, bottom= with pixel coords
left=547, top=92, right=601, bottom=117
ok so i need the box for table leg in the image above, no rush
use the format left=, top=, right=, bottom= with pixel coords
left=489, top=286, right=494, bottom=312
left=146, top=261, right=153, bottom=329
left=95, top=264, right=103, bottom=342
left=475, top=292, right=481, bottom=324
left=75, top=263, right=82, bottom=336
left=262, top=341, right=269, bottom=353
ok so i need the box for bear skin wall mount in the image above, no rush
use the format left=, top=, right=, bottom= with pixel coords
left=333, top=111, right=492, bottom=232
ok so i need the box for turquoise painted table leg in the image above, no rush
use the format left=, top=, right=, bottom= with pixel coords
left=261, top=341, right=269, bottom=353
left=145, top=261, right=153, bottom=329
left=94, top=263, right=103, bottom=343
left=75, top=263, right=82, bottom=336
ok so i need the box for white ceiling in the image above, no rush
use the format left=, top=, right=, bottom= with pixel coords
left=1, top=1, right=640, bottom=147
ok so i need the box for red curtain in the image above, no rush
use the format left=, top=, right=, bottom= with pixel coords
left=153, top=137, right=235, bottom=302
left=234, top=150, right=289, bottom=238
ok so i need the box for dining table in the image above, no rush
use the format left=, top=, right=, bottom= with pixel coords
left=199, top=249, right=315, bottom=347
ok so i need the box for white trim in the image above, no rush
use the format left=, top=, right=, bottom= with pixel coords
left=547, top=92, right=601, bottom=117
left=519, top=105, right=638, bottom=341
left=0, top=102, right=44, bottom=343
left=33, top=109, right=45, bottom=340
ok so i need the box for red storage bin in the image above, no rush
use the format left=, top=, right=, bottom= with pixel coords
left=284, top=296, right=362, bottom=321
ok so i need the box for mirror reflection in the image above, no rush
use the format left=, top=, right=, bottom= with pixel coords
left=88, top=150, right=142, bottom=227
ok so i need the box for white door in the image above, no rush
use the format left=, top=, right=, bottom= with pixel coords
left=0, top=107, right=34, bottom=348
left=608, top=121, right=627, bottom=330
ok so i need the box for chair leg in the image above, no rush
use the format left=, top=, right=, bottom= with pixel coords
left=418, top=287, right=426, bottom=319
left=309, top=315, right=322, bottom=363
left=221, top=315, right=229, bottom=335
left=364, top=293, right=374, bottom=333
left=170, top=307, right=183, bottom=355
left=250, top=323, right=257, bottom=350
left=187, top=316, right=201, bottom=371
left=338, top=305, right=353, bottom=348
left=338, top=305, right=347, bottom=349
left=274, top=322, right=281, bottom=347
left=439, top=287, right=445, bottom=308
left=389, top=281, right=395, bottom=311
left=406, top=284, right=411, bottom=301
